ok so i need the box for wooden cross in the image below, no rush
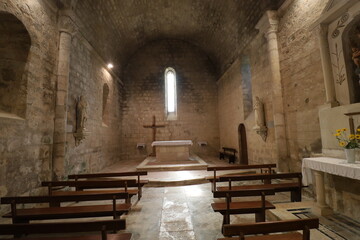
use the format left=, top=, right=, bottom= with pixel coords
left=143, top=115, right=166, bottom=156
left=344, top=111, right=360, bottom=134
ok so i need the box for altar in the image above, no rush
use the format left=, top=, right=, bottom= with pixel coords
left=151, top=140, right=193, bottom=161
left=302, top=157, right=360, bottom=216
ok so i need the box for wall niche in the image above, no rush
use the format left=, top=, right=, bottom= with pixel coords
left=0, top=12, right=31, bottom=118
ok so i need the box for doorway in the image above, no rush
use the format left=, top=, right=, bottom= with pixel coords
left=238, top=124, right=248, bottom=165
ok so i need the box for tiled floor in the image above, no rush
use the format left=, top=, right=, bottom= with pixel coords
left=105, top=156, right=360, bottom=240
left=3, top=156, right=360, bottom=239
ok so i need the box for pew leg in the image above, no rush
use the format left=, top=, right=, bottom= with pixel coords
left=255, top=212, right=265, bottom=222
left=221, top=214, right=230, bottom=233
left=138, top=188, right=142, bottom=201
left=291, top=190, right=302, bottom=202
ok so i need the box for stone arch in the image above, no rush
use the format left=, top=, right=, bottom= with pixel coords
left=0, top=12, right=31, bottom=118
left=342, top=14, right=360, bottom=103
left=102, top=83, right=110, bottom=124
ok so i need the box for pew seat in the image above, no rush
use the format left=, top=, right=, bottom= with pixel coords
left=0, top=219, right=131, bottom=240
left=1, top=193, right=130, bottom=223
left=218, top=218, right=319, bottom=240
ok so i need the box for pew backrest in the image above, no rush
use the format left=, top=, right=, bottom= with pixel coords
left=42, top=179, right=136, bottom=191
left=0, top=219, right=126, bottom=236
left=218, top=172, right=302, bottom=182
left=1, top=192, right=129, bottom=205
left=222, top=218, right=319, bottom=240
left=213, top=189, right=275, bottom=198
left=207, top=164, right=277, bottom=191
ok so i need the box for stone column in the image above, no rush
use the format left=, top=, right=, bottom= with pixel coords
left=53, top=14, right=77, bottom=180
left=318, top=24, right=338, bottom=106
left=312, top=170, right=333, bottom=216
left=256, top=11, right=289, bottom=172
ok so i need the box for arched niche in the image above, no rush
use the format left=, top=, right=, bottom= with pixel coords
left=342, top=15, right=360, bottom=104
left=0, top=12, right=31, bottom=118
left=102, top=83, right=110, bottom=125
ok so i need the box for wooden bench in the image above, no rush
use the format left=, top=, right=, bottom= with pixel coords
left=220, top=147, right=237, bottom=163
left=207, top=164, right=277, bottom=192
left=68, top=171, right=148, bottom=201
left=217, top=172, right=303, bottom=202
left=1, top=192, right=131, bottom=224
left=0, top=219, right=131, bottom=240
left=218, top=218, right=319, bottom=240
left=42, top=179, right=137, bottom=205
left=212, top=189, right=275, bottom=229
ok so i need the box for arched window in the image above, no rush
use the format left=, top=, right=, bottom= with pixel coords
left=165, top=67, right=177, bottom=120
left=0, top=12, right=31, bottom=118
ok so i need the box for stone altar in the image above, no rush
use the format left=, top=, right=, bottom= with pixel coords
left=151, top=140, right=193, bottom=161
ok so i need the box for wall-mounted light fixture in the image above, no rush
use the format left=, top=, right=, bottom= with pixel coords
left=107, top=63, right=114, bottom=69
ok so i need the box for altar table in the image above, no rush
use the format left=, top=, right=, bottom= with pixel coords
left=302, top=157, right=360, bottom=215
left=151, top=140, right=193, bottom=161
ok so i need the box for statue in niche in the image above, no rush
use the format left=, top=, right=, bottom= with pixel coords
left=253, top=96, right=267, bottom=141
left=74, top=95, right=88, bottom=146
left=350, top=25, right=360, bottom=86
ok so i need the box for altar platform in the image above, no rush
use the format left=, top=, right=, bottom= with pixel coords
left=136, top=154, right=208, bottom=172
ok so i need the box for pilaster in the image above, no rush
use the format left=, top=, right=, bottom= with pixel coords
left=52, top=13, right=77, bottom=180
left=256, top=11, right=289, bottom=172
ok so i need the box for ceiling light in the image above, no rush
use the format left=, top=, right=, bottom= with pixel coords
left=107, top=63, right=113, bottom=69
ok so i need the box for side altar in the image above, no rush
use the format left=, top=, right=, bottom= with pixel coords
left=151, top=140, right=193, bottom=161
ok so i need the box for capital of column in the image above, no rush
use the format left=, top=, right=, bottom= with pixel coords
left=255, top=10, right=279, bottom=37
left=58, top=14, right=77, bottom=36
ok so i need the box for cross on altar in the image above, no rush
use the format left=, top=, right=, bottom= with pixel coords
left=143, top=115, right=166, bottom=156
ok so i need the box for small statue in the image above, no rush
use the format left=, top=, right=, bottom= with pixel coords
left=76, top=95, right=87, bottom=132
left=254, top=96, right=265, bottom=129
left=253, top=96, right=267, bottom=141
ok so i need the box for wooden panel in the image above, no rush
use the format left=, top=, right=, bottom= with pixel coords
left=68, top=171, right=148, bottom=179
left=1, top=192, right=129, bottom=204
left=213, top=189, right=275, bottom=198
left=3, top=203, right=131, bottom=220
left=207, top=164, right=276, bottom=171
left=42, top=180, right=137, bottom=188
left=222, top=218, right=319, bottom=236
left=218, top=172, right=302, bottom=181
left=0, top=219, right=126, bottom=234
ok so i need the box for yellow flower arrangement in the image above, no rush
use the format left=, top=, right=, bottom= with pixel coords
left=334, top=128, right=360, bottom=149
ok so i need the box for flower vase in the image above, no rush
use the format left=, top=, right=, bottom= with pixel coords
left=344, top=148, right=356, bottom=163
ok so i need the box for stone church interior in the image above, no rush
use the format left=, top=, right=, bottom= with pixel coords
left=1, top=0, right=360, bottom=239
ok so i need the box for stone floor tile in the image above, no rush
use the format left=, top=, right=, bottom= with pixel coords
left=159, top=230, right=196, bottom=240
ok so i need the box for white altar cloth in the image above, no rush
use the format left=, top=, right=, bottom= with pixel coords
left=302, top=157, right=360, bottom=185
left=151, top=140, right=193, bottom=147
left=151, top=140, right=193, bottom=161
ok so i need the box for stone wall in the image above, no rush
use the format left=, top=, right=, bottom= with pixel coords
left=217, top=0, right=327, bottom=167
left=65, top=34, right=124, bottom=175
left=218, top=35, right=277, bottom=165
left=0, top=0, right=58, bottom=216
left=122, top=39, right=219, bottom=160
left=278, top=0, right=327, bottom=171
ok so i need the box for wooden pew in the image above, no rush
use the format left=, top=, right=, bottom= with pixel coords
left=212, top=189, right=275, bottom=229
left=220, top=147, right=237, bottom=164
left=217, top=172, right=303, bottom=202
left=207, top=164, right=277, bottom=192
left=42, top=179, right=137, bottom=205
left=0, top=219, right=132, bottom=240
left=218, top=218, right=319, bottom=240
left=68, top=171, right=148, bottom=200
left=1, top=192, right=131, bottom=224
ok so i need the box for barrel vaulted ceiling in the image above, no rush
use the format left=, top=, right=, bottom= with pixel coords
left=60, top=0, right=285, bottom=76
